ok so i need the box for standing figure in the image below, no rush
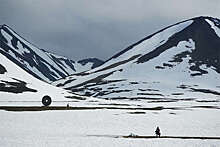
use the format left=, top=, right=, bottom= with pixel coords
left=155, top=126, right=161, bottom=137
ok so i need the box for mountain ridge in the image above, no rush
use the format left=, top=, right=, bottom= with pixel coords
left=104, top=16, right=216, bottom=63
left=0, top=25, right=104, bottom=82
left=53, top=16, right=220, bottom=99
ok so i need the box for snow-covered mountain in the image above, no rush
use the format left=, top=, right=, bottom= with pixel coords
left=0, top=25, right=103, bottom=82
left=0, top=50, right=78, bottom=103
left=53, top=16, right=220, bottom=99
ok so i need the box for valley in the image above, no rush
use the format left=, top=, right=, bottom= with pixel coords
left=0, top=16, right=220, bottom=147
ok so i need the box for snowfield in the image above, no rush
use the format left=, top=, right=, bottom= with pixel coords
left=0, top=107, right=220, bottom=147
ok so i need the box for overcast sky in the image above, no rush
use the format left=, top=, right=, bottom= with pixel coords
left=1, top=0, right=220, bottom=60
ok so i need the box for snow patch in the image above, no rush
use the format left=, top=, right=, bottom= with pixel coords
left=206, top=19, right=220, bottom=38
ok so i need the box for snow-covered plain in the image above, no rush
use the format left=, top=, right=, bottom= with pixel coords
left=0, top=106, right=220, bottom=147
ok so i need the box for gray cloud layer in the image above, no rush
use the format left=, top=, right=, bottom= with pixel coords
left=1, top=0, right=220, bottom=60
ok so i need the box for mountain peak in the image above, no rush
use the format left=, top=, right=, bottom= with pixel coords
left=54, top=16, right=220, bottom=99
left=0, top=24, right=9, bottom=28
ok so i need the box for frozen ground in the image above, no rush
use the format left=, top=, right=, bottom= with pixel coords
left=0, top=99, right=220, bottom=147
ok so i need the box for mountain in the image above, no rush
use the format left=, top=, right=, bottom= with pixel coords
left=0, top=25, right=104, bottom=82
left=0, top=50, right=77, bottom=103
left=53, top=16, right=220, bottom=99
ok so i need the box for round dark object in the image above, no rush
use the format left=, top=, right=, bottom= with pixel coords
left=42, top=95, right=52, bottom=106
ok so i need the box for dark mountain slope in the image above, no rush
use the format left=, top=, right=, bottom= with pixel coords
left=0, top=25, right=103, bottom=82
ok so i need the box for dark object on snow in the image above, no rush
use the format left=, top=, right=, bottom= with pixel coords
left=67, top=103, right=70, bottom=108
left=42, top=95, right=52, bottom=106
left=155, top=126, right=161, bottom=137
left=0, top=64, right=7, bottom=74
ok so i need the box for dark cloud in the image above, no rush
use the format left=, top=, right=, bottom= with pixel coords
left=0, top=0, right=220, bottom=60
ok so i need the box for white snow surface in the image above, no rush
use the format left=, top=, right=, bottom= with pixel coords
left=0, top=107, right=220, bottom=147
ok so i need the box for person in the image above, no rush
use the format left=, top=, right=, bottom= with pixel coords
left=67, top=103, right=70, bottom=108
left=155, top=126, right=161, bottom=137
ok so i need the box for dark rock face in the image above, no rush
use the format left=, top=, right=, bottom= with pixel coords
left=78, top=58, right=104, bottom=69
left=0, top=64, right=7, bottom=74
left=0, top=78, right=37, bottom=93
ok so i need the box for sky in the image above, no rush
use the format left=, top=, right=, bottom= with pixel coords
left=0, top=0, right=220, bottom=61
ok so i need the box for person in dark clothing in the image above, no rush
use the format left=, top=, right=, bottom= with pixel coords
left=155, top=126, right=161, bottom=137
